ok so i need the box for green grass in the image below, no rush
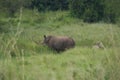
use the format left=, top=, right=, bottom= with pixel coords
left=0, top=9, right=120, bottom=80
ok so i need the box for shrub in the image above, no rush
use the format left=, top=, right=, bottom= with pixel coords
left=0, top=20, right=10, bottom=33
left=0, top=0, right=31, bottom=17
left=69, top=0, right=118, bottom=23
left=30, top=0, right=69, bottom=11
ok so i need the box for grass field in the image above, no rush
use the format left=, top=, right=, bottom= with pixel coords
left=0, top=9, right=120, bottom=80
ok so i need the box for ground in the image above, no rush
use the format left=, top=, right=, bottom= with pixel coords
left=0, top=10, right=120, bottom=80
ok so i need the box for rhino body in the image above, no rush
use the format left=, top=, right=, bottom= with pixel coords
left=43, top=35, right=75, bottom=52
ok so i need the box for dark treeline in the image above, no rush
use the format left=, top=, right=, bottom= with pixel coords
left=70, top=0, right=120, bottom=23
left=29, top=0, right=69, bottom=11
left=0, top=0, right=120, bottom=23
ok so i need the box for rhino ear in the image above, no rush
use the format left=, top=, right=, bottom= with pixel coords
left=44, top=35, right=46, bottom=39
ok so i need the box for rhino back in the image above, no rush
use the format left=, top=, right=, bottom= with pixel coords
left=48, top=37, right=75, bottom=51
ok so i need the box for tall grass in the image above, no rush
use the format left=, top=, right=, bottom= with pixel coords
left=0, top=9, right=120, bottom=80
left=0, top=7, right=25, bottom=80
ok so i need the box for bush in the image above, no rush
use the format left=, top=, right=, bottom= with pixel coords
left=0, top=0, right=32, bottom=17
left=0, top=20, right=10, bottom=33
left=69, top=0, right=118, bottom=23
left=103, top=0, right=119, bottom=23
left=0, top=0, right=22, bottom=17
left=103, top=9, right=117, bottom=23
left=30, top=0, right=69, bottom=11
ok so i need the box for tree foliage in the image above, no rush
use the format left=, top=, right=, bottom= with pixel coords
left=0, top=0, right=32, bottom=17
left=30, top=0, right=69, bottom=11
left=0, top=0, right=119, bottom=23
left=70, top=0, right=120, bottom=23
left=103, top=0, right=120, bottom=23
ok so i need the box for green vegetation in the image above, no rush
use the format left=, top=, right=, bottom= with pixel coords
left=69, top=0, right=120, bottom=23
left=0, top=9, right=120, bottom=80
left=30, top=0, right=69, bottom=11
left=0, top=0, right=119, bottom=23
